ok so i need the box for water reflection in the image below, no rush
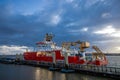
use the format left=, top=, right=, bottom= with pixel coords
left=0, top=63, right=114, bottom=80
left=0, top=56, right=120, bottom=80
left=35, top=68, right=40, bottom=80
left=34, top=67, right=113, bottom=80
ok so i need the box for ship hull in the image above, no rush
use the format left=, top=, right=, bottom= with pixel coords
left=24, top=50, right=64, bottom=63
left=23, top=50, right=86, bottom=64
left=87, top=59, right=108, bottom=66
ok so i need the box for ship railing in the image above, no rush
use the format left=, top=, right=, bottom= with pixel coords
left=37, top=49, right=53, bottom=51
left=69, top=64, right=120, bottom=75
left=44, top=41, right=54, bottom=44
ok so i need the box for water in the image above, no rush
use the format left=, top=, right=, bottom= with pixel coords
left=107, top=56, right=120, bottom=67
left=0, top=63, right=113, bottom=80
left=0, top=56, right=119, bottom=80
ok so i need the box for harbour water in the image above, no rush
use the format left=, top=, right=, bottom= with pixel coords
left=107, top=56, right=120, bottom=67
left=0, top=63, right=114, bottom=80
left=0, top=56, right=119, bottom=80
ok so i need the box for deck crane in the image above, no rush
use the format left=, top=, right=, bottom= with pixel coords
left=88, top=45, right=108, bottom=66
left=92, top=46, right=105, bottom=59
left=62, top=41, right=90, bottom=69
left=62, top=40, right=90, bottom=52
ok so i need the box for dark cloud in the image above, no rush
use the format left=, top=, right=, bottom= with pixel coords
left=0, top=0, right=120, bottom=53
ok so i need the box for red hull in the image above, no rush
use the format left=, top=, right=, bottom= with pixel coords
left=24, top=52, right=37, bottom=61
left=24, top=50, right=63, bottom=62
left=87, top=59, right=108, bottom=66
left=24, top=50, right=86, bottom=64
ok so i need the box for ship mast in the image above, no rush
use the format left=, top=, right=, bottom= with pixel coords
left=45, top=33, right=54, bottom=42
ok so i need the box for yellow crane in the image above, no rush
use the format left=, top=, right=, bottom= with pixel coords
left=92, top=46, right=106, bottom=60
left=62, top=40, right=90, bottom=52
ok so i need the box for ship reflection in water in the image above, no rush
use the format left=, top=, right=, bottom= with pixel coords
left=34, top=67, right=113, bottom=80
left=0, top=63, right=114, bottom=80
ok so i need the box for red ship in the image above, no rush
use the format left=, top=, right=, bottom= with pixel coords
left=24, top=33, right=64, bottom=64
left=23, top=33, right=108, bottom=66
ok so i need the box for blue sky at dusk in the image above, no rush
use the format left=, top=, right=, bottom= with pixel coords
left=0, top=0, right=120, bottom=54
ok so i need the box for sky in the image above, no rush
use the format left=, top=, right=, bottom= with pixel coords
left=0, top=0, right=120, bottom=55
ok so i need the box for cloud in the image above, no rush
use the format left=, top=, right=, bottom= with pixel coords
left=81, top=27, right=88, bottom=32
left=68, top=27, right=88, bottom=33
left=50, top=14, right=61, bottom=25
left=109, top=46, right=120, bottom=53
left=93, top=39, right=120, bottom=44
left=102, top=13, right=112, bottom=18
left=94, top=25, right=115, bottom=34
left=65, top=22, right=79, bottom=27
left=0, top=45, right=29, bottom=55
left=111, top=31, right=120, bottom=38
left=66, top=0, right=74, bottom=3
left=0, top=0, right=120, bottom=53
left=92, top=39, right=120, bottom=53
left=93, top=25, right=120, bottom=38
left=115, top=46, right=120, bottom=51
left=85, top=0, right=99, bottom=8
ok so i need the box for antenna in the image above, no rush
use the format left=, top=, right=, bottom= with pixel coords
left=45, top=33, right=54, bottom=41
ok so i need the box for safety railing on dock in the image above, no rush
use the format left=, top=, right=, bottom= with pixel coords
left=68, top=64, right=120, bottom=75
